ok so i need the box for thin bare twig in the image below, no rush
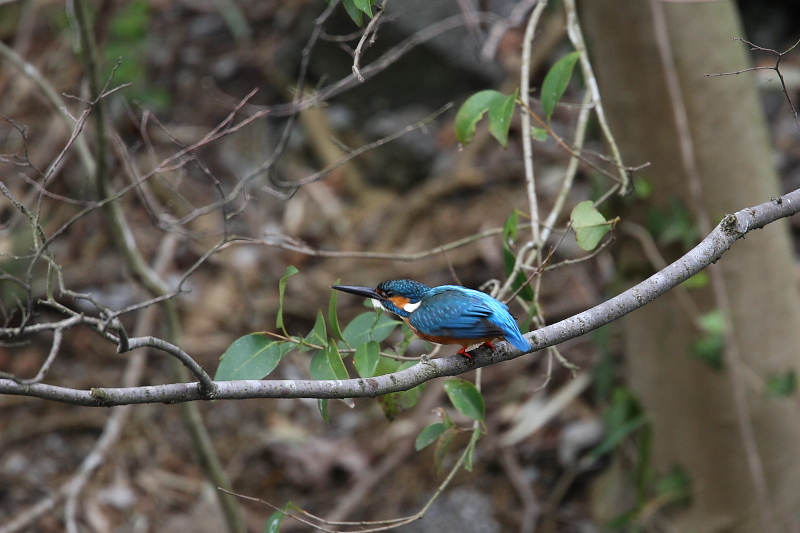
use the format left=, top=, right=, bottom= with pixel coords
left=706, top=37, right=800, bottom=131
left=352, top=0, right=388, bottom=82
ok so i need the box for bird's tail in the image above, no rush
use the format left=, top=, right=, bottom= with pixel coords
left=506, top=329, right=531, bottom=352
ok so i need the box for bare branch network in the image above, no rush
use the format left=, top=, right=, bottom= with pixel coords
left=2, top=189, right=798, bottom=407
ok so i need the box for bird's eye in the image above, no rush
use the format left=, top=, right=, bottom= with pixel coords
left=382, top=290, right=395, bottom=298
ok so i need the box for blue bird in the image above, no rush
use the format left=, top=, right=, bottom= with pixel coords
left=332, top=279, right=531, bottom=358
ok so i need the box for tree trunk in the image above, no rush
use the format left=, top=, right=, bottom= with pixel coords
left=579, top=1, right=800, bottom=531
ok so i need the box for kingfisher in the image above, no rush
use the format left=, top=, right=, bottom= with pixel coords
left=332, top=279, right=531, bottom=358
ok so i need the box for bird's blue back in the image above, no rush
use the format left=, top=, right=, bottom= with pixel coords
left=409, top=285, right=531, bottom=351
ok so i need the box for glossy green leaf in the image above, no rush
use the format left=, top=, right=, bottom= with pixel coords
left=503, top=209, right=520, bottom=242
left=216, top=334, right=291, bottom=380
left=340, top=312, right=401, bottom=349
left=571, top=200, right=611, bottom=251
left=318, top=398, right=330, bottom=423
left=443, top=379, right=486, bottom=422
left=531, top=127, right=550, bottom=142
left=264, top=507, right=286, bottom=533
left=434, top=427, right=457, bottom=474
left=339, top=0, right=364, bottom=25
left=415, top=423, right=447, bottom=451
left=329, top=343, right=349, bottom=379
left=488, top=89, right=517, bottom=148
left=541, top=50, right=581, bottom=121
left=374, top=355, right=401, bottom=376
left=328, top=283, right=344, bottom=342
left=311, top=343, right=349, bottom=381
left=354, top=340, right=381, bottom=377
left=276, top=265, right=299, bottom=333
left=503, top=210, right=534, bottom=301
left=464, top=425, right=483, bottom=472
left=455, top=90, right=516, bottom=147
left=503, top=244, right=534, bottom=301
left=352, top=0, right=374, bottom=17
left=377, top=361, right=423, bottom=420
left=301, top=311, right=327, bottom=350
left=455, top=90, right=498, bottom=145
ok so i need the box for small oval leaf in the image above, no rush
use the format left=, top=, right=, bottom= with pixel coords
left=265, top=508, right=286, bottom=533
left=541, top=51, right=581, bottom=121
left=443, top=379, right=486, bottom=421
left=340, top=312, right=400, bottom=349
left=354, top=340, right=381, bottom=378
left=302, top=310, right=328, bottom=350
left=276, top=265, right=299, bottom=332
left=487, top=89, right=517, bottom=148
left=415, top=422, right=447, bottom=451
left=216, top=334, right=291, bottom=381
left=570, top=200, right=611, bottom=251
left=455, top=90, right=504, bottom=145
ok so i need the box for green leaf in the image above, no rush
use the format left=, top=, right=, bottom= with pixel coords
left=571, top=200, right=612, bottom=251
left=464, top=425, right=482, bottom=472
left=590, top=387, right=646, bottom=458
left=328, top=282, right=344, bottom=342
left=354, top=340, right=381, bottom=377
left=455, top=90, right=516, bottom=147
left=503, top=209, right=520, bottom=242
left=692, top=310, right=724, bottom=370
left=318, top=399, right=330, bottom=423
left=443, top=379, right=486, bottom=422
left=681, top=271, right=710, bottom=289
left=633, top=176, right=654, bottom=200
left=503, top=244, right=534, bottom=301
left=541, top=50, right=581, bottom=121
left=328, top=343, right=349, bottom=379
left=339, top=0, right=364, bottom=25
left=216, top=334, right=291, bottom=380
left=503, top=210, right=534, bottom=301
left=646, top=197, right=699, bottom=250
left=488, top=89, right=517, bottom=148
left=352, top=0, right=374, bottom=17
left=434, top=427, right=457, bottom=474
left=656, top=466, right=692, bottom=507
left=374, top=355, right=401, bottom=376
left=340, top=312, right=401, bottom=349
left=531, top=127, right=550, bottom=142
left=276, top=265, right=299, bottom=333
left=301, top=311, right=327, bottom=350
left=415, top=423, right=447, bottom=451
left=767, top=370, right=797, bottom=397
left=310, top=343, right=349, bottom=381
left=264, top=507, right=286, bottom=533
left=377, top=361, right=423, bottom=420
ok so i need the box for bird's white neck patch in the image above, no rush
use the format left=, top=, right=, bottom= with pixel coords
left=371, top=299, right=385, bottom=311
left=403, top=301, right=421, bottom=312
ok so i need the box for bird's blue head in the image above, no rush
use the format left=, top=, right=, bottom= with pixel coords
left=332, top=279, right=431, bottom=318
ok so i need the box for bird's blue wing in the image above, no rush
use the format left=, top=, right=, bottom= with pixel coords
left=408, top=287, right=509, bottom=340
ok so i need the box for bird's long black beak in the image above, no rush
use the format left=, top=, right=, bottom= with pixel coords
left=331, top=285, right=383, bottom=300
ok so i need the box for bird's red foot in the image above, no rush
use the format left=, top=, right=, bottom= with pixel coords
left=457, top=342, right=496, bottom=362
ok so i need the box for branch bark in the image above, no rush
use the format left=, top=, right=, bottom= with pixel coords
left=2, top=189, right=799, bottom=406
